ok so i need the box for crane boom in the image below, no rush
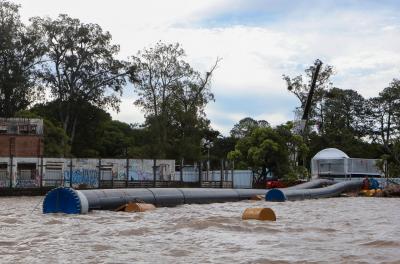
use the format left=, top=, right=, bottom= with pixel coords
left=301, top=61, right=322, bottom=128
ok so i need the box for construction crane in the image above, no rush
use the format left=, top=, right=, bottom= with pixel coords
left=291, top=60, right=323, bottom=169
left=301, top=60, right=322, bottom=133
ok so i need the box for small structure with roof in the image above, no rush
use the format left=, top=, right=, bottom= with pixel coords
left=311, top=148, right=382, bottom=179
left=0, top=118, right=44, bottom=157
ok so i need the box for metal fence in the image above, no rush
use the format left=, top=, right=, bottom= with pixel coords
left=0, top=170, right=9, bottom=188
left=0, top=157, right=254, bottom=189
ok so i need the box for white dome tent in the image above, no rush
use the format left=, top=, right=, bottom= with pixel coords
left=311, top=148, right=382, bottom=179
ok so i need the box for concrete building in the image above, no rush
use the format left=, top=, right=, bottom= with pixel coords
left=0, top=118, right=44, bottom=157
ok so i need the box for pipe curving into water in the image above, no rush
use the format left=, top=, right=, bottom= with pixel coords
left=283, top=179, right=334, bottom=190
left=265, top=180, right=363, bottom=202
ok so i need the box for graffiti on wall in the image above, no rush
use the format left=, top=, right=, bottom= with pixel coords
left=0, top=180, right=8, bottom=188
left=64, top=169, right=98, bottom=188
left=0, top=158, right=176, bottom=188
left=15, top=169, right=40, bottom=188
left=114, top=171, right=127, bottom=180
left=128, top=160, right=154, bottom=181
left=127, top=160, right=175, bottom=181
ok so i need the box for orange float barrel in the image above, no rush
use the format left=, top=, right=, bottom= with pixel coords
left=116, top=202, right=156, bottom=212
left=242, top=208, right=276, bottom=221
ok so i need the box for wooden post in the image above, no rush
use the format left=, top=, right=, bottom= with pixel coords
left=40, top=156, right=44, bottom=188
left=153, top=159, right=157, bottom=187
left=220, top=159, right=224, bottom=188
left=180, top=159, right=184, bottom=185
left=231, top=160, right=235, bottom=189
left=111, top=161, right=114, bottom=189
left=198, top=161, right=202, bottom=187
left=69, top=158, right=73, bottom=188
left=97, top=158, right=101, bottom=189
left=126, top=158, right=129, bottom=188
left=9, top=155, right=13, bottom=188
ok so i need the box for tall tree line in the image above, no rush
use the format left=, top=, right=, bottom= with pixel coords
left=1, top=1, right=399, bottom=178
left=0, top=1, right=218, bottom=161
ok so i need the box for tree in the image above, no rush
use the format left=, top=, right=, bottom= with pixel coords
left=322, top=88, right=367, bottom=138
left=31, top=14, right=131, bottom=142
left=368, top=79, right=400, bottom=173
left=228, top=125, right=308, bottom=185
left=96, top=120, right=134, bottom=158
left=283, top=59, right=334, bottom=130
left=230, top=117, right=270, bottom=138
left=0, top=1, right=44, bottom=117
left=15, top=109, right=70, bottom=157
left=130, top=42, right=219, bottom=159
left=28, top=101, right=138, bottom=158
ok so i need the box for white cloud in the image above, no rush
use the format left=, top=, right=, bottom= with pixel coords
left=109, top=97, right=144, bottom=125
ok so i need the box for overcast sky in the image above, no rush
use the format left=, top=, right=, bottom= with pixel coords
left=13, top=0, right=400, bottom=135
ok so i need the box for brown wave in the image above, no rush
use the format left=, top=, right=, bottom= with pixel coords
left=44, top=219, right=64, bottom=225
left=1, top=218, right=21, bottom=224
left=361, top=240, right=400, bottom=248
left=115, top=227, right=152, bottom=236
left=0, top=241, right=17, bottom=246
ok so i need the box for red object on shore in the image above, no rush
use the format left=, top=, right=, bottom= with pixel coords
left=266, top=179, right=286, bottom=189
left=266, top=179, right=306, bottom=189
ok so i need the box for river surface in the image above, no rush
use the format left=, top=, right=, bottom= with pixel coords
left=0, top=196, right=399, bottom=264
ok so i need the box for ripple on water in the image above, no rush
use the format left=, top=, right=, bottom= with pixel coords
left=0, top=241, right=17, bottom=246
left=116, top=227, right=152, bottom=236
left=1, top=218, right=21, bottom=224
left=92, top=244, right=116, bottom=252
left=44, top=219, right=64, bottom=225
left=0, top=197, right=399, bottom=263
left=361, top=240, right=400, bottom=248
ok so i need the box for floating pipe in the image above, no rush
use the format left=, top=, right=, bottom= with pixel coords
left=265, top=180, right=363, bottom=202
left=43, top=187, right=270, bottom=214
left=283, top=178, right=334, bottom=190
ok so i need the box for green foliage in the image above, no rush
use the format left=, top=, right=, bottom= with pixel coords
left=228, top=126, right=307, bottom=179
left=23, top=102, right=149, bottom=158
left=43, top=119, right=71, bottom=157
left=0, top=1, right=45, bottom=117
left=2, top=0, right=400, bottom=167
left=365, top=79, right=400, bottom=174
left=230, top=117, right=269, bottom=139
left=14, top=110, right=70, bottom=157
left=96, top=120, right=134, bottom=158
left=283, top=61, right=395, bottom=174
left=283, top=59, right=334, bottom=123
left=130, top=42, right=219, bottom=159
left=31, top=14, right=130, bottom=142
left=322, top=88, right=367, bottom=137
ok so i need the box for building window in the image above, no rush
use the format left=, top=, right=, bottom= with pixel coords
left=0, top=123, right=7, bottom=134
left=17, top=163, right=37, bottom=180
left=100, top=167, right=112, bottom=180
left=0, top=163, right=8, bottom=182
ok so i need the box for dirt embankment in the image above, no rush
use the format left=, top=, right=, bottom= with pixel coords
left=378, top=185, right=400, bottom=197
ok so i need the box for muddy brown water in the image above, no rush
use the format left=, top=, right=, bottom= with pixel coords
left=0, top=197, right=399, bottom=263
